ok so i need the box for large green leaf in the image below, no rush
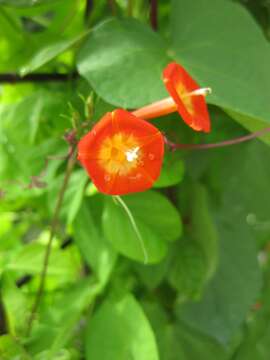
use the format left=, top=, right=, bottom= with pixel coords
left=85, top=294, right=159, bottom=360
left=189, top=183, right=219, bottom=280
left=7, top=242, right=81, bottom=281
left=20, top=32, right=88, bottom=76
left=168, top=240, right=206, bottom=301
left=177, top=140, right=270, bottom=344
left=102, top=190, right=182, bottom=263
left=171, top=0, right=270, bottom=138
left=73, top=196, right=116, bottom=284
left=205, top=140, right=270, bottom=246
left=0, top=91, right=68, bottom=182
left=234, top=273, right=270, bottom=360
left=77, top=18, right=169, bottom=108
left=176, top=144, right=268, bottom=344
left=169, top=182, right=219, bottom=300
left=154, top=151, right=185, bottom=188
left=28, top=277, right=102, bottom=358
left=144, top=302, right=229, bottom=360
left=178, top=217, right=262, bottom=344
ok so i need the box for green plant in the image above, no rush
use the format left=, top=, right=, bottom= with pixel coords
left=0, top=0, right=270, bottom=359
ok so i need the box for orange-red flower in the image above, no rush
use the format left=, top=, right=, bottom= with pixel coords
left=163, top=62, right=211, bottom=132
left=78, top=109, right=164, bottom=195
left=133, top=62, right=211, bottom=132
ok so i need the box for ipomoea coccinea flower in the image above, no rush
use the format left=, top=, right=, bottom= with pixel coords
left=133, top=62, right=211, bottom=132
left=77, top=109, right=164, bottom=195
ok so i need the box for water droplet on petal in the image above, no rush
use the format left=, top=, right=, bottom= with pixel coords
left=104, top=174, right=111, bottom=182
left=148, top=153, right=155, bottom=160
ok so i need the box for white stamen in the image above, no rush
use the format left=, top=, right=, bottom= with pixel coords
left=125, top=146, right=140, bottom=162
left=188, top=87, right=212, bottom=97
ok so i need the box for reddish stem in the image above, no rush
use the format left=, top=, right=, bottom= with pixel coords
left=165, top=127, right=270, bottom=151
left=108, top=0, right=116, bottom=14
left=149, top=0, right=158, bottom=31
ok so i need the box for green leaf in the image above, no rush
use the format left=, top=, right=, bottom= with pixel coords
left=0, top=0, right=57, bottom=6
left=235, top=319, right=270, bottom=360
left=0, top=335, right=31, bottom=360
left=225, top=109, right=270, bottom=145
left=73, top=196, right=116, bottom=284
left=177, top=212, right=262, bottom=345
left=49, top=169, right=89, bottom=225
left=20, top=32, right=88, bottom=76
left=85, top=294, right=159, bottom=360
left=206, top=140, right=270, bottom=246
left=174, top=323, right=229, bottom=360
left=171, top=0, right=270, bottom=138
left=189, top=183, right=219, bottom=280
left=154, top=151, right=185, bottom=188
left=234, top=273, right=270, bottom=360
left=0, top=90, right=68, bottom=182
left=102, top=190, right=182, bottom=263
left=133, top=256, right=170, bottom=290
left=177, top=140, right=270, bottom=344
left=7, top=242, right=81, bottom=280
left=168, top=240, right=206, bottom=301
left=175, top=181, right=219, bottom=288
left=66, top=170, right=89, bottom=226
left=144, top=302, right=229, bottom=360
left=1, top=272, right=29, bottom=336
left=28, top=277, right=102, bottom=358
left=77, top=18, right=169, bottom=108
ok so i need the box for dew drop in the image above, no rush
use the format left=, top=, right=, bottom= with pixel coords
left=104, top=174, right=111, bottom=182
left=148, top=153, right=155, bottom=160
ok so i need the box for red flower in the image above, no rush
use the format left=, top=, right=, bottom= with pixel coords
left=163, top=62, right=211, bottom=132
left=78, top=109, right=164, bottom=195
left=133, top=62, right=211, bottom=132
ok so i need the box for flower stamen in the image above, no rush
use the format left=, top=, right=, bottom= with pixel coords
left=185, top=87, right=212, bottom=98
left=125, top=146, right=140, bottom=162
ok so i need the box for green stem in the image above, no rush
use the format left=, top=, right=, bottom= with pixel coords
left=26, top=150, right=77, bottom=336
left=127, top=0, right=133, bottom=16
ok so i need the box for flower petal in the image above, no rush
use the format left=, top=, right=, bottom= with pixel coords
left=163, top=62, right=211, bottom=132
left=78, top=109, right=164, bottom=195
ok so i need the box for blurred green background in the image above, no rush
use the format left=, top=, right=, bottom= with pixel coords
left=1, top=0, right=270, bottom=359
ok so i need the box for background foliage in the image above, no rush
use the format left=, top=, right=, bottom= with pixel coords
left=0, top=0, right=270, bottom=359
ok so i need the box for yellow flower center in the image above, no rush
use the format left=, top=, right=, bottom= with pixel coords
left=176, top=82, right=194, bottom=115
left=98, top=132, right=142, bottom=176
